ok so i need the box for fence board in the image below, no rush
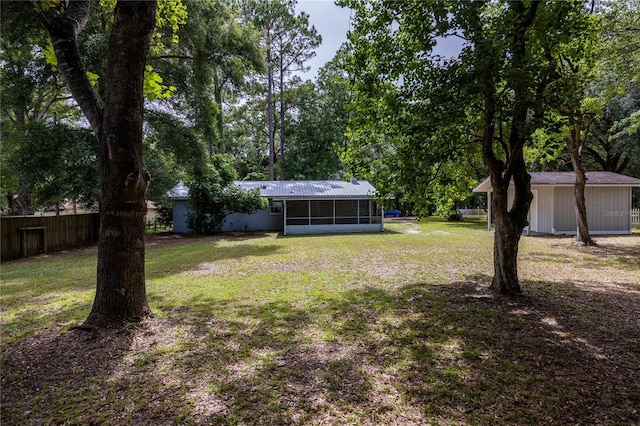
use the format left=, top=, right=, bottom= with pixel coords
left=1, top=214, right=99, bottom=261
left=632, top=209, right=640, bottom=226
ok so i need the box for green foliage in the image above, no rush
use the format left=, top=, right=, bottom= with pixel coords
left=155, top=0, right=188, bottom=46
left=143, top=65, right=176, bottom=101
left=284, top=61, right=348, bottom=180
left=152, top=0, right=264, bottom=156
left=186, top=155, right=268, bottom=234
left=585, top=85, right=640, bottom=177
left=527, top=126, right=568, bottom=171
left=2, top=121, right=99, bottom=212
left=340, top=0, right=602, bottom=217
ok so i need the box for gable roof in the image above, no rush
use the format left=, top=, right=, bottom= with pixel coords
left=167, top=179, right=378, bottom=200
left=473, top=171, right=640, bottom=193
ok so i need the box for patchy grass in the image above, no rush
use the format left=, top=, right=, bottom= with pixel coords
left=2, top=218, right=639, bottom=425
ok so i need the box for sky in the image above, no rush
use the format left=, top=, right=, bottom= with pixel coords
left=295, top=1, right=465, bottom=81
left=295, top=1, right=352, bottom=80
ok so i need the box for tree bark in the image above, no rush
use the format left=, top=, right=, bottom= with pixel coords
left=89, top=1, right=155, bottom=325
left=278, top=55, right=286, bottom=181
left=213, top=70, right=224, bottom=154
left=266, top=30, right=276, bottom=181
left=32, top=0, right=156, bottom=325
left=569, top=121, right=594, bottom=245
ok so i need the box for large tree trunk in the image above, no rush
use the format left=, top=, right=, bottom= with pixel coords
left=492, top=215, right=522, bottom=293
left=33, top=0, right=156, bottom=326
left=489, top=172, right=531, bottom=295
left=569, top=121, right=594, bottom=246
left=88, top=2, right=155, bottom=325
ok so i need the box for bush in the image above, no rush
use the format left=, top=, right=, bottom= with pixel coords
left=186, top=156, right=268, bottom=234
left=446, top=211, right=463, bottom=222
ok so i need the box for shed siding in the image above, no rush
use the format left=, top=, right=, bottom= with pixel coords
left=172, top=204, right=282, bottom=234
left=585, top=187, right=630, bottom=232
left=553, top=186, right=631, bottom=234
left=553, top=187, right=574, bottom=232
left=534, top=186, right=554, bottom=234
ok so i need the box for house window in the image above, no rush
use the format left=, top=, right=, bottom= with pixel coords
left=270, top=200, right=283, bottom=215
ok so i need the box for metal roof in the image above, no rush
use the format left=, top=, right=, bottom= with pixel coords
left=474, top=171, right=640, bottom=192
left=166, top=181, right=190, bottom=199
left=167, top=179, right=378, bottom=200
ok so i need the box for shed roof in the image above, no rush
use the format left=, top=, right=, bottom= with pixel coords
left=167, top=179, right=378, bottom=200
left=473, top=171, right=640, bottom=192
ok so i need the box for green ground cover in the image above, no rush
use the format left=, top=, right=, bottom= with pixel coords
left=2, top=218, right=639, bottom=425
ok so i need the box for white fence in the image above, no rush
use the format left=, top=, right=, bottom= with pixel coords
left=458, top=208, right=486, bottom=217
left=632, top=209, right=640, bottom=226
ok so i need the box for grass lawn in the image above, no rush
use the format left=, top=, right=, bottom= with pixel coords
left=2, top=218, right=639, bottom=425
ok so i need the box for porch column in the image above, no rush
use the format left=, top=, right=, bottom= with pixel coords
left=283, top=200, right=287, bottom=236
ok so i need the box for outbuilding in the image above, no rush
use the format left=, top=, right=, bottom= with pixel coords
left=473, top=171, right=640, bottom=235
left=167, top=179, right=384, bottom=235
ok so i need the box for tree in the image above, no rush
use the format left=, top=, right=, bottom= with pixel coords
left=187, top=155, right=268, bottom=234
left=585, top=87, right=640, bottom=176
left=286, top=57, right=350, bottom=180
left=242, top=0, right=320, bottom=180
left=272, top=8, right=320, bottom=179
left=153, top=0, right=263, bottom=157
left=542, top=4, right=604, bottom=246
left=1, top=2, right=83, bottom=214
left=7, top=122, right=99, bottom=213
left=343, top=0, right=592, bottom=294
left=28, top=1, right=157, bottom=325
left=2, top=2, right=185, bottom=217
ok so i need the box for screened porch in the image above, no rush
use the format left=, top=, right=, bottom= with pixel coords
left=279, top=199, right=383, bottom=235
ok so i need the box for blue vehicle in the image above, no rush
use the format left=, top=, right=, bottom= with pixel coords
left=384, top=209, right=402, bottom=217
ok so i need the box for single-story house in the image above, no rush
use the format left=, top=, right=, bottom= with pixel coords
left=167, top=179, right=384, bottom=235
left=473, top=171, right=640, bottom=235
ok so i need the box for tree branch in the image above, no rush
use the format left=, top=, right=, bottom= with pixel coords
left=26, top=0, right=104, bottom=133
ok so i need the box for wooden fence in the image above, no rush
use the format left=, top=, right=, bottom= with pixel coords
left=632, top=209, right=640, bottom=226
left=1, top=214, right=99, bottom=261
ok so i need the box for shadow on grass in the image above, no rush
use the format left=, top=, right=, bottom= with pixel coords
left=145, top=242, right=284, bottom=280
left=3, top=278, right=639, bottom=425
left=1, top=324, right=137, bottom=423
